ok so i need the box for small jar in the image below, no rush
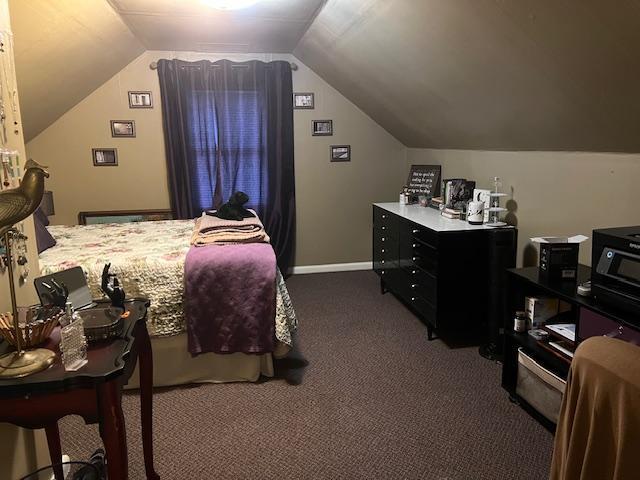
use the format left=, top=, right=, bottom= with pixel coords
left=513, top=311, right=528, bottom=333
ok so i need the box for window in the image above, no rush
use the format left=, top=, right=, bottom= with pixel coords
left=187, top=90, right=266, bottom=213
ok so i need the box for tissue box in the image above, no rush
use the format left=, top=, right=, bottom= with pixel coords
left=531, top=235, right=588, bottom=282
left=525, top=296, right=559, bottom=328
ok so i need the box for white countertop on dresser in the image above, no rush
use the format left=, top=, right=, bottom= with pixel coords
left=373, top=202, right=508, bottom=232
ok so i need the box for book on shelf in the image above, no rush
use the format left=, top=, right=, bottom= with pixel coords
left=548, top=340, right=575, bottom=359
left=544, top=323, right=576, bottom=343
left=537, top=338, right=575, bottom=363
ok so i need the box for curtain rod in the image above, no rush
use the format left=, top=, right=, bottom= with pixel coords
left=149, top=61, right=298, bottom=71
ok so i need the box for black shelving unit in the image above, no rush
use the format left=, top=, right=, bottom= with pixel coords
left=501, top=264, right=640, bottom=431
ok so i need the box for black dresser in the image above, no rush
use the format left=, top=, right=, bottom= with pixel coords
left=373, top=203, right=517, bottom=341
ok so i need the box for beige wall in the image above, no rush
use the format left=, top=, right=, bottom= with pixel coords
left=26, top=50, right=406, bottom=266
left=407, top=149, right=640, bottom=267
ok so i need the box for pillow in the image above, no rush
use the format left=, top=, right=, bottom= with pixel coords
left=33, top=207, right=56, bottom=253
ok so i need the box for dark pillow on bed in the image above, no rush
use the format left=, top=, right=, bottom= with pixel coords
left=33, top=207, right=56, bottom=253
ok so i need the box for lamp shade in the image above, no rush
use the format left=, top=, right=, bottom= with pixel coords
left=40, top=190, right=55, bottom=216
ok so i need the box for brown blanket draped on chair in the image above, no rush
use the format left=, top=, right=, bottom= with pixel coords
left=550, top=337, right=640, bottom=480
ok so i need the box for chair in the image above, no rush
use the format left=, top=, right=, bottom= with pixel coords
left=550, top=336, right=640, bottom=480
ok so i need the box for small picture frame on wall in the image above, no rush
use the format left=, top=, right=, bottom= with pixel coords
left=312, top=119, right=333, bottom=136
left=110, top=120, right=136, bottom=138
left=128, top=91, right=153, bottom=108
left=293, top=92, right=314, bottom=109
left=330, top=145, right=351, bottom=162
left=92, top=148, right=118, bottom=167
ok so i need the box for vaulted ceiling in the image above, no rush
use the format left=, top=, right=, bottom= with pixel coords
left=294, top=0, right=640, bottom=152
left=10, top=0, right=640, bottom=152
left=107, top=0, right=326, bottom=53
left=10, top=0, right=145, bottom=141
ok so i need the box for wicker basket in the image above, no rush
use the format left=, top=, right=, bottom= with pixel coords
left=0, top=305, right=63, bottom=348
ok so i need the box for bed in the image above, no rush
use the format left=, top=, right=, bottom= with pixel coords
left=39, top=219, right=297, bottom=386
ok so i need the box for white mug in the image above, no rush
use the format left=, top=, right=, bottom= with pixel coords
left=467, top=201, right=485, bottom=225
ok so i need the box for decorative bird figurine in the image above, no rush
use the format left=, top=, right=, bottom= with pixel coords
left=0, top=159, right=49, bottom=238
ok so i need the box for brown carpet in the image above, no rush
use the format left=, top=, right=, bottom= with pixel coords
left=59, top=271, right=553, bottom=479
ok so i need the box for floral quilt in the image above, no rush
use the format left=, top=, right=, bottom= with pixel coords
left=39, top=221, right=297, bottom=347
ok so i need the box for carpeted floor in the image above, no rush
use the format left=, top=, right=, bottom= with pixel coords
left=59, top=271, right=553, bottom=479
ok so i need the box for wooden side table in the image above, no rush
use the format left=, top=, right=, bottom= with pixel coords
left=0, top=298, right=159, bottom=480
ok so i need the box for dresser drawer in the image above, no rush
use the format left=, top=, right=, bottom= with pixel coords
left=373, top=207, right=398, bottom=229
left=374, top=261, right=399, bottom=276
left=407, top=294, right=437, bottom=328
left=373, top=231, right=399, bottom=252
left=410, top=244, right=438, bottom=275
left=409, top=223, right=438, bottom=249
left=404, top=266, right=437, bottom=305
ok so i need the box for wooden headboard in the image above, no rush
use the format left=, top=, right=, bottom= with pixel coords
left=77, top=209, right=173, bottom=225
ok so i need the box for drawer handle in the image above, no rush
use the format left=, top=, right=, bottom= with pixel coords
left=381, top=260, right=385, bottom=264
left=382, top=226, right=386, bottom=230
left=411, top=284, right=417, bottom=289
left=381, top=270, right=385, bottom=275
left=411, top=297, right=416, bottom=301
left=412, top=243, right=418, bottom=248
left=411, top=270, right=417, bottom=274
left=381, top=249, right=386, bottom=253
left=382, top=214, right=387, bottom=219
left=412, top=256, right=417, bottom=261
left=382, top=237, right=386, bottom=242
left=412, top=229, right=419, bottom=234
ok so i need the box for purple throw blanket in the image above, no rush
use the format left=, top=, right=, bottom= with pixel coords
left=184, top=243, right=276, bottom=355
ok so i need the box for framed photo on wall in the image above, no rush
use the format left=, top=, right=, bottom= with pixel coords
left=92, top=148, right=118, bottom=167
left=330, top=145, right=351, bottom=162
left=312, top=120, right=333, bottom=136
left=110, top=120, right=136, bottom=137
left=128, top=91, right=153, bottom=108
left=293, top=92, right=314, bottom=109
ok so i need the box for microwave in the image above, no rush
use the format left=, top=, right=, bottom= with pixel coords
left=592, top=226, right=640, bottom=314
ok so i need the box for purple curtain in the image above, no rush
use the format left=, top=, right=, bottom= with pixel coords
left=157, top=59, right=296, bottom=273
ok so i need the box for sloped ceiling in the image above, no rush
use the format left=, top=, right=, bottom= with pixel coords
left=107, top=0, right=326, bottom=53
left=294, top=0, right=640, bottom=152
left=11, top=0, right=640, bottom=152
left=10, top=0, right=145, bottom=141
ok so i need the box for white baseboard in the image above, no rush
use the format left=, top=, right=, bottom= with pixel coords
left=291, top=261, right=371, bottom=275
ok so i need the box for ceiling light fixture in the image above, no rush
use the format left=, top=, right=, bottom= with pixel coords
left=200, top=0, right=261, bottom=10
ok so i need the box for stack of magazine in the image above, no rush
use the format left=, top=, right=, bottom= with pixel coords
left=541, top=323, right=576, bottom=361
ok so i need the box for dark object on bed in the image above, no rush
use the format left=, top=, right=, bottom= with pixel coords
left=77, top=209, right=173, bottom=225
left=33, top=207, right=57, bottom=253
left=101, top=263, right=126, bottom=310
left=209, top=191, right=255, bottom=221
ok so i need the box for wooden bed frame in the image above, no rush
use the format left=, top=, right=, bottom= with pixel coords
left=78, top=209, right=173, bottom=225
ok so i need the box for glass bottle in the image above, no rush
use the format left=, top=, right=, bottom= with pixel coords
left=60, top=302, right=88, bottom=371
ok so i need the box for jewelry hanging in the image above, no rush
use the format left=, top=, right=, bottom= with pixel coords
left=0, top=30, right=19, bottom=139
left=0, top=149, right=19, bottom=190
left=0, top=233, right=6, bottom=273
left=15, top=228, right=29, bottom=284
left=0, top=228, right=28, bottom=281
